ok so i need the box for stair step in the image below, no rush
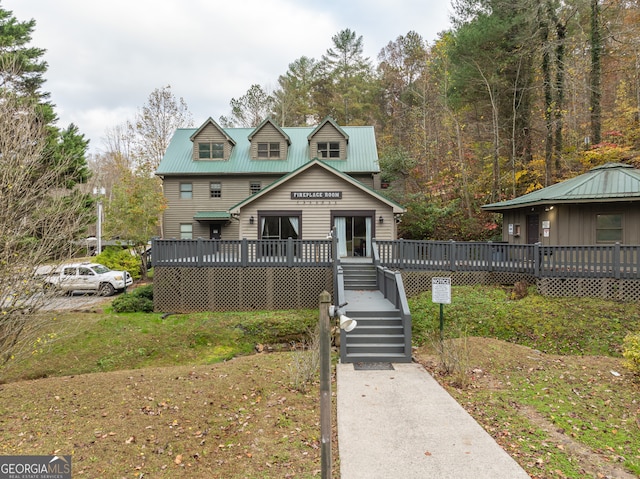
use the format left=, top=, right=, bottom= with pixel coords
left=346, top=343, right=406, bottom=354
left=346, top=309, right=400, bottom=318
left=343, top=352, right=413, bottom=364
left=347, top=334, right=405, bottom=344
left=348, top=325, right=403, bottom=334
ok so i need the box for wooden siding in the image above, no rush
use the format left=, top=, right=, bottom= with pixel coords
left=235, top=164, right=396, bottom=240
left=309, top=123, right=347, bottom=160
left=163, top=176, right=280, bottom=239
left=500, top=203, right=640, bottom=245
left=190, top=122, right=232, bottom=161
left=249, top=122, right=289, bottom=160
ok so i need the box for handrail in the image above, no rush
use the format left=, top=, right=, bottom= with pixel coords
left=152, top=238, right=639, bottom=280
left=375, top=240, right=639, bottom=279
left=376, top=265, right=412, bottom=359
left=152, top=237, right=332, bottom=267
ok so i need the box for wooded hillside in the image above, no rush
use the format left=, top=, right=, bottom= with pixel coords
left=232, top=1, right=640, bottom=240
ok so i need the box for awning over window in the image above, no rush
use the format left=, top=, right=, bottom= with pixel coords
left=193, top=211, right=231, bottom=221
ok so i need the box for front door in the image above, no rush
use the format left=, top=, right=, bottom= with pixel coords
left=527, top=214, right=539, bottom=244
left=210, top=225, right=221, bottom=240
left=334, top=216, right=372, bottom=257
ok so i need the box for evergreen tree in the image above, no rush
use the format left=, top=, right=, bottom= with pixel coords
left=316, top=29, right=378, bottom=125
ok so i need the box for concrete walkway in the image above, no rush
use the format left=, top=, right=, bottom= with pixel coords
left=337, top=362, right=531, bottom=479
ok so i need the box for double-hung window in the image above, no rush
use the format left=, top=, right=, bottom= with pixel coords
left=180, top=182, right=193, bottom=199
left=317, top=142, right=340, bottom=158
left=250, top=181, right=261, bottom=194
left=198, top=142, right=224, bottom=159
left=180, top=223, right=193, bottom=239
left=257, top=142, right=280, bottom=159
left=210, top=182, right=222, bottom=198
left=596, top=214, right=623, bottom=243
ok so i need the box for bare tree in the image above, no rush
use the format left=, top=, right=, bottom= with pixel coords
left=0, top=92, right=93, bottom=374
left=131, top=85, right=193, bottom=172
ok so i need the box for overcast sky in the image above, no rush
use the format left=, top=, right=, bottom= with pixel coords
left=4, top=0, right=452, bottom=155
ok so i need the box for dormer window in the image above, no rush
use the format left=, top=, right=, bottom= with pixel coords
left=258, top=142, right=280, bottom=159
left=318, top=142, right=340, bottom=159
left=199, top=142, right=224, bottom=159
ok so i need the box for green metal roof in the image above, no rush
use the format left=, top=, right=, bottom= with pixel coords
left=193, top=211, right=231, bottom=220
left=482, top=163, right=640, bottom=211
left=156, top=124, right=379, bottom=176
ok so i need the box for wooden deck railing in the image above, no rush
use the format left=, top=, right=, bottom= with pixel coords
left=375, top=239, right=639, bottom=279
left=152, top=237, right=332, bottom=267
left=152, top=238, right=639, bottom=279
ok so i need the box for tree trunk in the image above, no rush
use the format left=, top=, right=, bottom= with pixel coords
left=590, top=0, right=602, bottom=146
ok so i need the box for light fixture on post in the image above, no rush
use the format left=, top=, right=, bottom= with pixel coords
left=92, top=187, right=106, bottom=255
left=329, top=303, right=357, bottom=332
left=339, top=314, right=357, bottom=332
left=249, top=216, right=254, bottom=225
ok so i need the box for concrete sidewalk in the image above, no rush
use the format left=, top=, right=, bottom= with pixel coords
left=337, top=362, right=531, bottom=479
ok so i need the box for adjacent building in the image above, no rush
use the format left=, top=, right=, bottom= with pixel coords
left=482, top=163, right=640, bottom=245
left=156, top=117, right=405, bottom=258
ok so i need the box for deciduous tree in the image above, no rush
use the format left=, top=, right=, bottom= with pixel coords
left=0, top=93, right=93, bottom=373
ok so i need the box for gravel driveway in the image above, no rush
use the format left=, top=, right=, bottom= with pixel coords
left=40, top=291, right=115, bottom=311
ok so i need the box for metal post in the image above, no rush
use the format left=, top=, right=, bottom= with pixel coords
left=319, top=290, right=332, bottom=479
left=439, top=303, right=444, bottom=341
left=97, top=199, right=102, bottom=255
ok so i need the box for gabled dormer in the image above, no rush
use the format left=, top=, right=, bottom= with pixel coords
left=190, top=117, right=236, bottom=161
left=308, top=116, right=349, bottom=160
left=248, top=118, right=291, bottom=160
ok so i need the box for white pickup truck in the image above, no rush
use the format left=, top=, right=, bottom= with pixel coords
left=42, top=262, right=133, bottom=296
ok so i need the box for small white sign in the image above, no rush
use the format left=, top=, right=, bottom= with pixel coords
left=432, top=277, right=451, bottom=304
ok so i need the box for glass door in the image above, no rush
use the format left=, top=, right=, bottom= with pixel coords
left=334, top=216, right=372, bottom=257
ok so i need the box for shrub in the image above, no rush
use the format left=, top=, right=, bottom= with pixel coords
left=622, top=333, right=640, bottom=375
left=112, top=284, right=154, bottom=313
left=95, top=246, right=141, bottom=280
left=131, top=284, right=153, bottom=300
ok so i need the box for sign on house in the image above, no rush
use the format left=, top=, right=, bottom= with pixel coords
left=291, top=191, right=342, bottom=199
left=432, top=277, right=451, bottom=304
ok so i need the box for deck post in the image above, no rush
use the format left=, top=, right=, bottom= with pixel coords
left=241, top=238, right=248, bottom=267
left=319, top=290, right=332, bottom=479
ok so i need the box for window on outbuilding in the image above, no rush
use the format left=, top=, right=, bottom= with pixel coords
left=596, top=214, right=623, bottom=243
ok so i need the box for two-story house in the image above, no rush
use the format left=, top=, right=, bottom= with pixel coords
left=156, top=116, right=405, bottom=258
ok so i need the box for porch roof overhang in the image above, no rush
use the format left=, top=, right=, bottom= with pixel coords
left=194, top=211, right=231, bottom=221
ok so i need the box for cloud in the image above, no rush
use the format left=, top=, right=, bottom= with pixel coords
left=3, top=0, right=451, bottom=153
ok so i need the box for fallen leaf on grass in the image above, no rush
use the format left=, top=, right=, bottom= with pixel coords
left=174, top=454, right=182, bottom=465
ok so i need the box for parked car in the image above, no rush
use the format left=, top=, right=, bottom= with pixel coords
left=43, top=262, right=133, bottom=296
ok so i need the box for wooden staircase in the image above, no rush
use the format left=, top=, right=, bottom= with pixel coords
left=341, top=263, right=377, bottom=290
left=339, top=261, right=412, bottom=363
